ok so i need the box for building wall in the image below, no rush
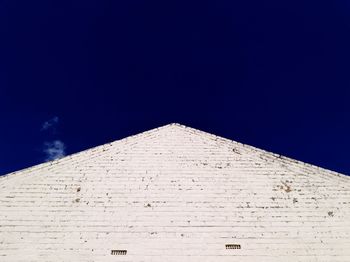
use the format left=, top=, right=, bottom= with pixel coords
left=0, top=124, right=349, bottom=261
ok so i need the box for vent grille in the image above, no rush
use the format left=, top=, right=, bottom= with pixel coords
left=111, top=250, right=127, bottom=255
left=226, top=244, right=241, bottom=250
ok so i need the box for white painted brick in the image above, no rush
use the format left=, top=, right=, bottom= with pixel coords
left=0, top=123, right=349, bottom=261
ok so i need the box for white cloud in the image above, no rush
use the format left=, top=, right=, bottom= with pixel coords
left=43, top=140, right=66, bottom=161
left=41, top=116, right=59, bottom=131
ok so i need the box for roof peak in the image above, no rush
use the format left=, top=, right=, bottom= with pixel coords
left=163, top=122, right=184, bottom=127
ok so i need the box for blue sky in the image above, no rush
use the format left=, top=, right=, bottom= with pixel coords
left=1, top=0, right=350, bottom=176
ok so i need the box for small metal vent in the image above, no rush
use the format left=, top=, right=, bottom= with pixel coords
left=226, top=244, right=241, bottom=250
left=111, top=250, right=127, bottom=255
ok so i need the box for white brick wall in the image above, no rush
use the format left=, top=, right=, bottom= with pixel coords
left=0, top=123, right=349, bottom=261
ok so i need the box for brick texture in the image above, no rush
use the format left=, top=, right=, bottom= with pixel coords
left=0, top=123, right=349, bottom=261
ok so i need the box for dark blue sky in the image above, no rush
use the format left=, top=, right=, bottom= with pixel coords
left=1, top=0, right=350, bottom=176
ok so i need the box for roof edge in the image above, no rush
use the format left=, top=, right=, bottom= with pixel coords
left=0, top=123, right=174, bottom=180
left=1, top=122, right=348, bottom=181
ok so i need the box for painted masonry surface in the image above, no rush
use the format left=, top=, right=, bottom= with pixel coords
left=0, top=123, right=349, bottom=261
